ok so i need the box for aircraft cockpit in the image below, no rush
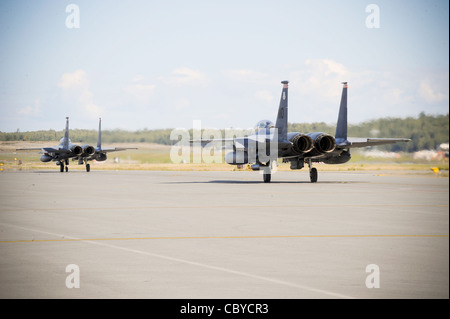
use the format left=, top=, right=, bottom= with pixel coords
left=59, top=137, right=72, bottom=144
left=255, top=120, right=275, bottom=131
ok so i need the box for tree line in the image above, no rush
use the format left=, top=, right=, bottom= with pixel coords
left=1, top=113, right=448, bottom=152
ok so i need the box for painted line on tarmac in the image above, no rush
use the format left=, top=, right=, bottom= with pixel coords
left=0, top=222, right=355, bottom=299
left=1, top=229, right=447, bottom=244
left=2, top=204, right=448, bottom=212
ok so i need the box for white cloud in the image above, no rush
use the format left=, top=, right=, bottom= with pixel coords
left=174, top=98, right=191, bottom=110
left=58, top=69, right=102, bottom=118
left=224, top=69, right=268, bottom=83
left=293, top=59, right=350, bottom=101
left=254, top=90, right=274, bottom=103
left=386, top=87, right=413, bottom=105
left=124, top=80, right=156, bottom=105
left=18, top=99, right=42, bottom=117
left=285, top=59, right=438, bottom=123
left=304, top=59, right=349, bottom=78
left=160, top=67, right=208, bottom=87
left=131, top=75, right=146, bottom=83
left=58, top=69, right=89, bottom=90
left=419, top=79, right=448, bottom=103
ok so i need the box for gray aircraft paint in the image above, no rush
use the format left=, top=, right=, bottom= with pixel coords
left=17, top=117, right=136, bottom=172
left=205, top=81, right=410, bottom=183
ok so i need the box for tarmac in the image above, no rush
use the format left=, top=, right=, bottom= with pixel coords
left=0, top=169, right=448, bottom=298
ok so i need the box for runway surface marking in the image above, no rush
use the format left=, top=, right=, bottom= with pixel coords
left=0, top=222, right=355, bottom=299
left=2, top=204, right=447, bottom=212
left=1, top=233, right=448, bottom=244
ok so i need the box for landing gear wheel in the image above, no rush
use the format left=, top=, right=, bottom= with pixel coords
left=65, top=166, right=69, bottom=172
left=310, top=167, right=318, bottom=183
left=263, top=173, right=271, bottom=183
left=86, top=164, right=90, bottom=172
left=60, top=164, right=64, bottom=172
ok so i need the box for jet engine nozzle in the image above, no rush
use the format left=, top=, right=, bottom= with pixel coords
left=82, top=145, right=95, bottom=156
left=290, top=134, right=314, bottom=154
left=314, top=134, right=336, bottom=153
left=96, top=153, right=107, bottom=162
left=71, top=145, right=83, bottom=156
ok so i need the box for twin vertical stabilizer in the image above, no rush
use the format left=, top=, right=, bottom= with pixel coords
left=275, top=81, right=289, bottom=141
left=97, top=118, right=102, bottom=150
left=335, top=82, right=348, bottom=144
left=62, top=117, right=70, bottom=150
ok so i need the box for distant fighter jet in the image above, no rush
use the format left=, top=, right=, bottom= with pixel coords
left=17, top=117, right=136, bottom=172
left=197, top=81, right=410, bottom=183
left=72, top=117, right=138, bottom=171
left=71, top=117, right=137, bottom=172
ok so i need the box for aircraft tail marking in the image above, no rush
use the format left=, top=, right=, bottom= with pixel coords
left=275, top=81, right=289, bottom=141
left=335, top=82, right=348, bottom=143
left=63, top=117, right=70, bottom=150
left=97, top=117, right=102, bottom=150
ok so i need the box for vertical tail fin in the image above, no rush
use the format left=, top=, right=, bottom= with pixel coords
left=335, top=82, right=348, bottom=142
left=97, top=117, right=102, bottom=150
left=63, top=117, right=70, bottom=149
left=275, top=81, right=289, bottom=141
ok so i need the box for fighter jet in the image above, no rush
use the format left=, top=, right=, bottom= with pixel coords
left=17, top=117, right=136, bottom=172
left=72, top=117, right=137, bottom=172
left=16, top=117, right=82, bottom=172
left=200, top=81, right=410, bottom=183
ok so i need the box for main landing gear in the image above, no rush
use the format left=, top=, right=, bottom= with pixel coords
left=58, top=159, right=69, bottom=172
left=78, top=158, right=91, bottom=172
left=58, top=159, right=91, bottom=172
left=307, top=159, right=318, bottom=183
left=261, top=161, right=273, bottom=183
left=260, top=159, right=319, bottom=183
left=263, top=171, right=271, bottom=183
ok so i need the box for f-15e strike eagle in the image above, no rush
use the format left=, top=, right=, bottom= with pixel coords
left=17, top=117, right=136, bottom=172
left=198, top=81, right=410, bottom=183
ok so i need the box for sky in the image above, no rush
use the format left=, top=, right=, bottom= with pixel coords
left=0, top=0, right=448, bottom=132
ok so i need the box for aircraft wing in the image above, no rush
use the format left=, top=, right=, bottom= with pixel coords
left=190, top=138, right=235, bottom=143
left=16, top=147, right=43, bottom=151
left=190, top=138, right=234, bottom=147
left=16, top=147, right=72, bottom=154
left=42, top=147, right=73, bottom=153
left=337, top=138, right=411, bottom=149
left=97, top=147, right=138, bottom=153
left=190, top=135, right=272, bottom=151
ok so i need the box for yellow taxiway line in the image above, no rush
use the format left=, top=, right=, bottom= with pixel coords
left=1, top=234, right=448, bottom=244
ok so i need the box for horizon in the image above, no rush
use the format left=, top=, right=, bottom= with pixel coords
left=2, top=111, right=448, bottom=133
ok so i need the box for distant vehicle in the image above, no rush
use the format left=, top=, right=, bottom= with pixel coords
left=17, top=117, right=136, bottom=172
left=195, top=81, right=410, bottom=183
